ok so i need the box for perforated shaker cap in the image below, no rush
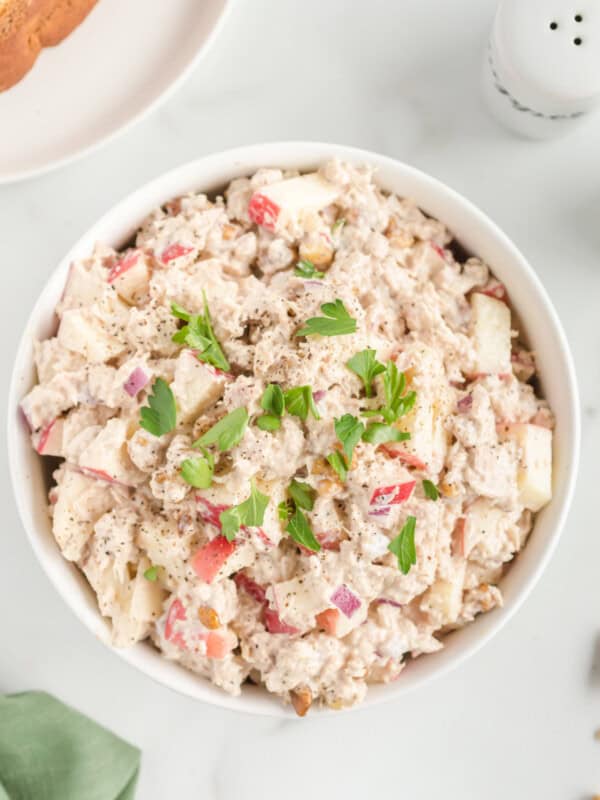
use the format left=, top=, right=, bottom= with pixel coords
left=493, top=0, right=600, bottom=114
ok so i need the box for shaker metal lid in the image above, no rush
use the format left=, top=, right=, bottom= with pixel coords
left=493, top=0, right=600, bottom=110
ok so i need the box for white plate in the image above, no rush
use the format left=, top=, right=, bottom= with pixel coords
left=0, top=0, right=232, bottom=184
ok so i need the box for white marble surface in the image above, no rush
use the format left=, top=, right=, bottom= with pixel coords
left=1, top=0, right=599, bottom=797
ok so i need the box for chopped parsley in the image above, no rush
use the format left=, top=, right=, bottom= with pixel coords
left=180, top=448, right=214, bottom=489
left=143, top=565, right=159, bottom=582
left=256, top=383, right=285, bottom=431
left=139, top=378, right=177, bottom=437
left=294, top=259, right=325, bottom=280
left=286, top=507, right=321, bottom=552
left=362, top=361, right=416, bottom=424
left=331, top=218, right=346, bottom=234
left=334, top=414, right=364, bottom=460
left=193, top=407, right=248, bottom=452
left=296, top=299, right=357, bottom=337
left=326, top=450, right=348, bottom=483
left=346, top=348, right=386, bottom=397
left=288, top=479, right=316, bottom=511
left=284, top=386, right=321, bottom=422
left=171, top=295, right=230, bottom=372
left=362, top=423, right=411, bottom=446
left=422, top=479, right=439, bottom=501
left=219, top=481, right=270, bottom=542
left=388, top=515, right=417, bottom=574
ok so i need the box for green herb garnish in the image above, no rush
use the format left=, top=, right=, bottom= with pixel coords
left=180, top=448, right=214, bottom=489
left=256, top=384, right=285, bottom=431
left=219, top=481, right=270, bottom=542
left=278, top=499, right=293, bottom=522
left=346, top=349, right=386, bottom=397
left=139, top=378, right=177, bottom=437
left=294, top=259, right=325, bottom=280
left=143, top=565, right=159, bottom=582
left=388, top=515, right=417, bottom=574
left=288, top=479, right=316, bottom=511
left=422, top=479, right=439, bottom=501
left=326, top=450, right=348, bottom=483
left=334, top=414, right=365, bottom=460
left=193, top=407, right=248, bottom=452
left=286, top=507, right=321, bottom=552
left=331, top=218, right=346, bottom=234
left=171, top=295, right=230, bottom=372
left=362, top=423, right=411, bottom=447
left=296, top=299, right=357, bottom=338
left=284, top=386, right=321, bottom=422
left=362, top=361, right=416, bottom=424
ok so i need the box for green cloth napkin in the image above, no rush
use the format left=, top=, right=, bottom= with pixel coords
left=0, top=692, right=140, bottom=800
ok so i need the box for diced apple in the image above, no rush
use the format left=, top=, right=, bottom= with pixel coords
left=464, top=498, right=507, bottom=557
left=191, top=536, right=237, bottom=583
left=498, top=423, right=552, bottom=511
left=57, top=308, right=125, bottom=362
left=129, top=557, right=165, bottom=622
left=52, top=469, right=114, bottom=561
left=420, top=575, right=464, bottom=626
left=108, top=249, right=150, bottom=305
left=61, top=261, right=106, bottom=310
left=164, top=597, right=187, bottom=648
left=78, top=418, right=143, bottom=486
left=470, top=293, right=512, bottom=375
left=383, top=391, right=450, bottom=473
left=34, top=417, right=64, bottom=456
left=268, top=574, right=329, bottom=631
left=248, top=173, right=338, bottom=232
left=171, top=350, right=226, bottom=424
left=264, top=607, right=300, bottom=634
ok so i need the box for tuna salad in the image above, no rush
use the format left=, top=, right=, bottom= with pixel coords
left=21, top=160, right=554, bottom=714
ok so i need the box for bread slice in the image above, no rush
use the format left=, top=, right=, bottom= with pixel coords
left=0, top=0, right=98, bottom=91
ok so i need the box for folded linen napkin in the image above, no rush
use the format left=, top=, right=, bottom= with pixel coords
left=0, top=692, right=139, bottom=800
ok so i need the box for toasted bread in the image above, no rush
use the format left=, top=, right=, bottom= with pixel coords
left=0, top=0, right=98, bottom=91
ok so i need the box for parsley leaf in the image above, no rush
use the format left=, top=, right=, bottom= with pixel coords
left=422, top=479, right=439, bottom=501
left=346, top=349, right=386, bottom=397
left=257, top=384, right=284, bottom=430
left=331, top=218, right=346, bottom=233
left=256, top=415, right=281, bottom=431
left=288, top=479, right=316, bottom=511
left=294, top=259, right=325, bottom=280
left=361, top=361, right=416, bottom=424
left=143, top=565, right=158, bottom=582
left=139, top=378, right=177, bottom=437
left=286, top=507, right=321, bottom=552
left=194, top=407, right=248, bottom=452
left=362, top=423, right=411, bottom=446
left=170, top=294, right=230, bottom=372
left=284, top=386, right=321, bottom=421
left=261, top=384, right=285, bottom=416
left=296, top=299, right=357, bottom=337
left=180, top=448, right=214, bottom=489
left=327, top=450, right=348, bottom=482
left=278, top=499, right=293, bottom=522
left=219, top=481, right=270, bottom=542
left=334, top=414, right=365, bottom=461
left=388, top=515, right=417, bottom=574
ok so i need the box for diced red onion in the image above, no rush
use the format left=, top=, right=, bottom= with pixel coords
left=457, top=394, right=473, bottom=413
left=331, top=585, right=361, bottom=618
left=124, top=367, right=149, bottom=397
left=369, top=507, right=391, bottom=517
left=313, top=390, right=327, bottom=402
left=375, top=598, right=403, bottom=608
left=304, top=279, right=325, bottom=286
left=234, top=572, right=267, bottom=603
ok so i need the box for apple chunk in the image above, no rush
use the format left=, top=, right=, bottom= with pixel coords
left=471, top=293, right=512, bottom=375
left=248, top=173, right=338, bottom=232
left=499, top=423, right=552, bottom=511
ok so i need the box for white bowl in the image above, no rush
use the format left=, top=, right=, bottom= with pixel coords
left=7, top=142, right=580, bottom=716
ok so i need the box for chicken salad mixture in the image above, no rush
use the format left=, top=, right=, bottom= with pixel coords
left=22, top=160, right=554, bottom=714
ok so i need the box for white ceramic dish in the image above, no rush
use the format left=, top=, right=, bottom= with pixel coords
left=0, top=0, right=232, bottom=184
left=7, top=142, right=580, bottom=716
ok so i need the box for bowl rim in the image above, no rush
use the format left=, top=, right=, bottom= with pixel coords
left=7, top=141, right=581, bottom=716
